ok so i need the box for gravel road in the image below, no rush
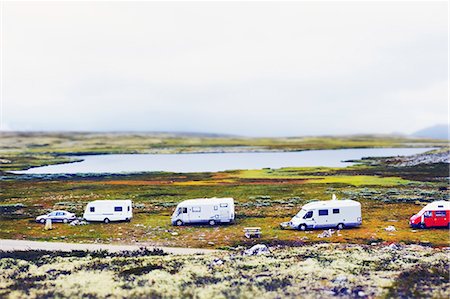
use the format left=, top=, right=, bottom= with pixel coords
left=0, top=239, right=219, bottom=255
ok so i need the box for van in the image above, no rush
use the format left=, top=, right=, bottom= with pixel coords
left=171, top=198, right=235, bottom=226
left=285, top=195, right=362, bottom=230
left=409, top=200, right=450, bottom=228
left=83, top=200, right=133, bottom=223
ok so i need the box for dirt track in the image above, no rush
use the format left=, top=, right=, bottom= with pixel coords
left=0, top=239, right=219, bottom=255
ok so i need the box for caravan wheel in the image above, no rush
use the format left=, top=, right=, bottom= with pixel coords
left=176, top=220, right=183, bottom=226
left=337, top=223, right=344, bottom=230
left=104, top=218, right=110, bottom=224
left=298, top=224, right=307, bottom=231
left=209, top=220, right=216, bottom=226
left=419, top=223, right=426, bottom=229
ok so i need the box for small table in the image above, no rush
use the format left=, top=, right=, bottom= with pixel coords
left=244, top=227, right=261, bottom=238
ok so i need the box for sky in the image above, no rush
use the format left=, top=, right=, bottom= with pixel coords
left=1, top=1, right=448, bottom=137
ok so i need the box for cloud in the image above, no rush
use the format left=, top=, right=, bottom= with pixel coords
left=2, top=1, right=448, bottom=136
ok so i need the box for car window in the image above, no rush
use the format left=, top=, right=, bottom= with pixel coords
left=49, top=212, right=57, bottom=216
left=303, top=211, right=313, bottom=219
left=424, top=211, right=432, bottom=218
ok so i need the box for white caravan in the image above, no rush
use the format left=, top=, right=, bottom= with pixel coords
left=171, top=197, right=235, bottom=226
left=287, top=195, right=362, bottom=230
left=83, top=200, right=133, bottom=223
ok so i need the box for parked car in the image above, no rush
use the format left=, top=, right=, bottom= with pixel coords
left=36, top=210, right=76, bottom=224
left=282, top=194, right=362, bottom=230
left=410, top=200, right=450, bottom=228
left=171, top=197, right=235, bottom=226
left=83, top=200, right=133, bottom=223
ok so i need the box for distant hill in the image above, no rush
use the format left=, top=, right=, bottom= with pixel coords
left=412, top=124, right=449, bottom=140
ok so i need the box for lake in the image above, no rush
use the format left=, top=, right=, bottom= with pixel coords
left=13, top=147, right=434, bottom=174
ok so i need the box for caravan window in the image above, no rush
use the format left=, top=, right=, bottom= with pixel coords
left=128, top=206, right=130, bottom=212
left=214, top=206, right=218, bottom=210
left=220, top=203, right=228, bottom=208
left=182, top=207, right=187, bottom=213
left=192, top=207, right=201, bottom=212
left=319, top=209, right=328, bottom=216
left=114, top=206, right=123, bottom=212
left=436, top=211, right=446, bottom=217
left=303, top=211, right=313, bottom=219
left=90, top=207, right=95, bottom=213
left=333, top=209, right=340, bottom=214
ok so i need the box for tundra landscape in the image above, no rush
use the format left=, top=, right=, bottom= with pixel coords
left=0, top=132, right=449, bottom=298
left=1, top=1, right=448, bottom=298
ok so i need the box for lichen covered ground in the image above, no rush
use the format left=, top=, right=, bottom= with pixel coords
left=0, top=244, right=448, bottom=299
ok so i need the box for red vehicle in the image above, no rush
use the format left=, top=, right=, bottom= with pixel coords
left=410, top=201, right=450, bottom=228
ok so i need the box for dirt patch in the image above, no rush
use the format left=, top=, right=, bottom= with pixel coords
left=102, top=180, right=174, bottom=185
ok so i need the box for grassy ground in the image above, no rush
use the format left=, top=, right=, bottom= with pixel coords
left=0, top=244, right=448, bottom=298
left=0, top=164, right=448, bottom=248
left=0, top=132, right=448, bottom=248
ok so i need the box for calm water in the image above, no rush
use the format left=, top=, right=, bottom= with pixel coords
left=13, top=147, right=434, bottom=174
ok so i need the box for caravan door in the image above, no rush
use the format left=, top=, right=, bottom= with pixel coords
left=178, top=207, right=189, bottom=223
left=218, top=203, right=230, bottom=222
left=303, top=210, right=317, bottom=228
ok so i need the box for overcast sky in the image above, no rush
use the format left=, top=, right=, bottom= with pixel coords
left=1, top=1, right=448, bottom=136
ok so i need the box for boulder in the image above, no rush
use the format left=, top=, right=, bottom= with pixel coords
left=384, top=226, right=396, bottom=232
left=244, top=244, right=270, bottom=256
left=318, top=229, right=335, bottom=238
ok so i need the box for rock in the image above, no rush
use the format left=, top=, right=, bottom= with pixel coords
left=358, top=291, right=366, bottom=297
left=385, top=149, right=450, bottom=167
left=334, top=275, right=347, bottom=283
left=384, top=226, right=396, bottom=232
left=387, top=243, right=401, bottom=250
left=69, top=219, right=88, bottom=226
left=207, top=241, right=215, bottom=245
left=212, top=258, right=224, bottom=266
left=318, top=229, right=335, bottom=238
left=244, top=244, right=270, bottom=256
left=171, top=232, right=178, bottom=236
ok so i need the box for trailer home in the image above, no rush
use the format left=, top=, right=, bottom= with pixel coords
left=171, top=198, right=235, bottom=226
left=285, top=195, right=362, bottom=230
left=410, top=200, right=450, bottom=228
left=83, top=200, right=133, bottom=223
